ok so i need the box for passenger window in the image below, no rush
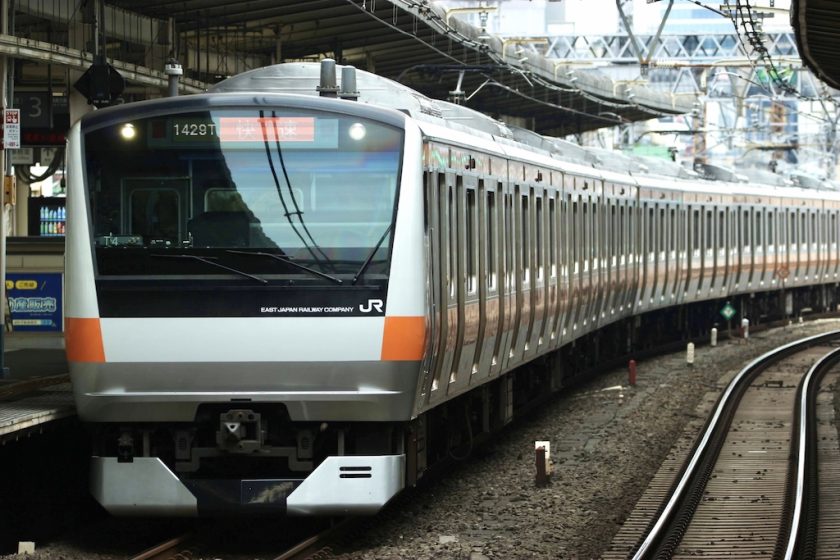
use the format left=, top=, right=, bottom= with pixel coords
left=466, top=187, right=477, bottom=294
left=549, top=196, right=556, bottom=278
left=487, top=189, right=497, bottom=290
left=536, top=196, right=543, bottom=280
left=521, top=192, right=530, bottom=283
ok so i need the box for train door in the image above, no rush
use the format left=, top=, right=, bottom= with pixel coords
left=630, top=198, right=643, bottom=313
left=533, top=186, right=553, bottom=354
left=624, top=197, right=638, bottom=314
left=499, top=186, right=516, bottom=370
left=422, top=171, right=450, bottom=407
left=808, top=210, right=818, bottom=281
left=818, top=210, right=827, bottom=281
left=480, top=181, right=503, bottom=379
left=546, top=189, right=561, bottom=351
left=597, top=186, right=609, bottom=327
left=441, top=174, right=463, bottom=397
left=701, top=206, right=713, bottom=296
left=676, top=206, right=687, bottom=305
left=607, top=196, right=618, bottom=317
left=581, top=191, right=595, bottom=332
left=741, top=207, right=753, bottom=290
left=725, top=206, right=737, bottom=294
left=787, top=208, right=795, bottom=285
left=656, top=204, right=667, bottom=308
left=767, top=208, right=776, bottom=286
left=715, top=207, right=727, bottom=296
left=664, top=205, right=676, bottom=306
left=777, top=207, right=788, bottom=287
left=556, top=183, right=571, bottom=346
left=756, top=208, right=768, bottom=288
left=686, top=205, right=699, bottom=301
left=504, top=184, right=527, bottom=367
left=524, top=185, right=542, bottom=361
left=795, top=208, right=803, bottom=283
left=452, top=177, right=480, bottom=392
left=612, top=197, right=624, bottom=316
left=637, top=201, right=649, bottom=311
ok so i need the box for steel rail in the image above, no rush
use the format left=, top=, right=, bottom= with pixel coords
left=631, top=329, right=840, bottom=560
left=782, top=345, right=840, bottom=559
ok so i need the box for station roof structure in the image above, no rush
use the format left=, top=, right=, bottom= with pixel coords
left=792, top=0, right=840, bottom=90
left=13, top=0, right=693, bottom=137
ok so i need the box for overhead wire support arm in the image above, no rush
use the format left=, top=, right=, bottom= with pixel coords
left=615, top=0, right=674, bottom=77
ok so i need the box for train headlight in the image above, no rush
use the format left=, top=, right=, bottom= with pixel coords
left=348, top=122, right=366, bottom=141
left=120, top=123, right=136, bottom=140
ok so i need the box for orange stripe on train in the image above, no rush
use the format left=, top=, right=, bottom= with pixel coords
left=381, top=316, right=426, bottom=361
left=65, top=317, right=105, bottom=363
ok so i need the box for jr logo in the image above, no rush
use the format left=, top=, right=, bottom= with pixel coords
left=359, top=299, right=384, bottom=313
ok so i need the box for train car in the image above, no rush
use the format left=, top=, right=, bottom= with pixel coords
left=65, top=61, right=840, bottom=516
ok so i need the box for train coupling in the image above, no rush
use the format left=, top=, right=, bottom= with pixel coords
left=216, top=409, right=264, bottom=453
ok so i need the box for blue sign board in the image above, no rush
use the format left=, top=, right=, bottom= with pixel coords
left=6, top=272, right=62, bottom=332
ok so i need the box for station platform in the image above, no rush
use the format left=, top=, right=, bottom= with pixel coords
left=0, top=332, right=73, bottom=444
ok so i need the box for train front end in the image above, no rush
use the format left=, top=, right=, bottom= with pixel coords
left=65, top=93, right=427, bottom=516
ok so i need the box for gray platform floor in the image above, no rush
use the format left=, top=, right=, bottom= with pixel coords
left=0, top=333, right=73, bottom=443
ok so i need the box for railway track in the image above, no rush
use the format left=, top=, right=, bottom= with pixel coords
left=128, top=517, right=358, bottom=560
left=605, top=330, right=840, bottom=559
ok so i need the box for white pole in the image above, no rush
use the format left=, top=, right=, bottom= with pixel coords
left=711, top=327, right=718, bottom=347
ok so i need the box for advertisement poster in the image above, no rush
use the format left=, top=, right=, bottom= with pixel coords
left=6, top=272, right=62, bottom=332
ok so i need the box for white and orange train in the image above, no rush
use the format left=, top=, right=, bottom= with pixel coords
left=65, top=61, right=840, bottom=516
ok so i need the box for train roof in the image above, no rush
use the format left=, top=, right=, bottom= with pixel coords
left=208, top=62, right=836, bottom=198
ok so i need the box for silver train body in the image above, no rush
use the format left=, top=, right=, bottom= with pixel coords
left=66, top=62, right=840, bottom=516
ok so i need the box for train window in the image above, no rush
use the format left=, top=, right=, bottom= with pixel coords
left=755, top=210, right=763, bottom=248
left=743, top=210, right=750, bottom=251
left=466, top=188, right=477, bottom=294
left=449, top=183, right=457, bottom=298
left=86, top=109, right=404, bottom=280
left=801, top=212, right=807, bottom=250
left=705, top=210, right=713, bottom=251
left=549, top=196, right=557, bottom=278
left=536, top=196, right=543, bottom=281
left=521, top=192, right=530, bottom=283
left=505, top=193, right=513, bottom=287
left=647, top=204, right=654, bottom=261
left=768, top=211, right=775, bottom=251
left=619, top=204, right=625, bottom=264
left=659, top=207, right=666, bottom=259
left=670, top=208, right=676, bottom=255
left=572, top=200, right=579, bottom=272
left=832, top=213, right=838, bottom=247
left=487, top=190, right=497, bottom=290
left=718, top=210, right=725, bottom=250
left=610, top=203, right=617, bottom=262
left=690, top=208, right=698, bottom=254
left=583, top=201, right=589, bottom=272
left=811, top=213, right=817, bottom=248
left=127, top=186, right=182, bottom=243
left=592, top=200, right=599, bottom=269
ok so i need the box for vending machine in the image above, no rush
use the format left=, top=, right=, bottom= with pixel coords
left=28, top=196, right=66, bottom=237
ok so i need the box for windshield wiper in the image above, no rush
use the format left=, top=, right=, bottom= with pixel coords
left=151, top=254, right=268, bottom=285
left=352, top=224, right=392, bottom=285
left=226, top=250, right=342, bottom=285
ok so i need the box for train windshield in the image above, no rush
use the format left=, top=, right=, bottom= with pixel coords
left=83, top=108, right=403, bottom=282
